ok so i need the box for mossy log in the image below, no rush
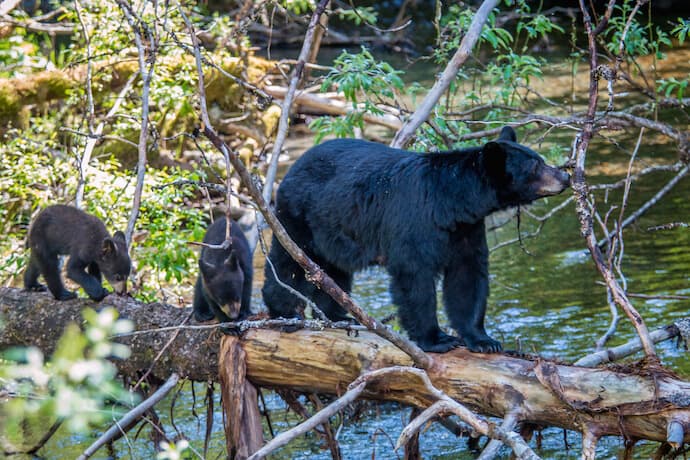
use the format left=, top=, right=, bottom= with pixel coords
left=0, top=54, right=275, bottom=127
left=2, top=287, right=690, bottom=450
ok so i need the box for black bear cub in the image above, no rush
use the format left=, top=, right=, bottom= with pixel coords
left=193, top=217, right=253, bottom=325
left=24, top=205, right=131, bottom=301
left=262, top=126, right=570, bottom=353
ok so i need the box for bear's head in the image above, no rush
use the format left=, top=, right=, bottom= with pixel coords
left=99, top=230, right=131, bottom=295
left=200, top=245, right=245, bottom=320
left=481, top=126, right=570, bottom=208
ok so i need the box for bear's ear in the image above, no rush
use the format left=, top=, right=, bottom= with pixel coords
left=482, top=142, right=507, bottom=178
left=224, top=251, right=240, bottom=270
left=498, top=126, right=517, bottom=142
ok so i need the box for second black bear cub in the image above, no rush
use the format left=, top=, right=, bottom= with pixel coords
left=24, top=205, right=131, bottom=301
left=262, top=127, right=570, bottom=353
left=193, top=217, right=253, bottom=324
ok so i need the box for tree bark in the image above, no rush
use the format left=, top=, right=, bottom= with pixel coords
left=0, top=287, right=221, bottom=382
left=2, top=287, right=690, bottom=447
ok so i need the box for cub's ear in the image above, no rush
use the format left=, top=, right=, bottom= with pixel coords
left=113, top=231, right=127, bottom=244
left=224, top=251, right=240, bottom=270
left=102, top=238, right=118, bottom=256
left=498, top=126, right=517, bottom=142
left=482, top=141, right=507, bottom=178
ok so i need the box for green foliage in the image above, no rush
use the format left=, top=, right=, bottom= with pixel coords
left=334, top=6, right=377, bottom=26
left=435, top=4, right=512, bottom=64
left=671, top=18, right=690, bottom=44
left=603, top=1, right=671, bottom=59
left=309, top=47, right=403, bottom=142
left=657, top=77, right=688, bottom=100
left=1, top=308, right=135, bottom=437
left=281, top=0, right=312, bottom=15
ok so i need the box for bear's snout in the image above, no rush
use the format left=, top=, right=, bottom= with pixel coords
left=220, top=301, right=242, bottom=320
left=537, top=167, right=570, bottom=196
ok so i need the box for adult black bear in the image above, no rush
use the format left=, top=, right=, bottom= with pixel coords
left=193, top=217, right=253, bottom=325
left=24, top=205, right=131, bottom=301
left=262, top=127, right=570, bottom=353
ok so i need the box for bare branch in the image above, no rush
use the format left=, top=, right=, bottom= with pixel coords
left=260, top=0, right=331, bottom=227
left=77, top=373, right=180, bottom=460
left=574, top=0, right=656, bottom=359
left=574, top=321, right=683, bottom=367
left=391, top=0, right=500, bottom=148
left=117, top=0, right=156, bottom=247
left=247, top=381, right=367, bottom=460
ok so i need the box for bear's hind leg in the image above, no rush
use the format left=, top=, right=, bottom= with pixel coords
left=390, top=269, right=461, bottom=353
left=311, top=265, right=353, bottom=322
left=23, top=254, right=46, bottom=292
left=262, top=236, right=310, bottom=319
left=442, top=225, right=501, bottom=353
left=39, top=253, right=77, bottom=300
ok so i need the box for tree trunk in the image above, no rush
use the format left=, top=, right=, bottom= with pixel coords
left=2, top=287, right=689, bottom=447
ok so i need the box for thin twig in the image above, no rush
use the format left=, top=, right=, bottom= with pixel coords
left=391, top=0, right=500, bottom=148
left=118, top=0, right=156, bottom=247
left=259, top=0, right=331, bottom=241
left=575, top=321, right=683, bottom=367
left=574, top=0, right=656, bottom=359
left=77, top=373, right=180, bottom=460
left=247, top=382, right=367, bottom=460
left=133, top=311, right=192, bottom=391
left=351, top=367, right=539, bottom=460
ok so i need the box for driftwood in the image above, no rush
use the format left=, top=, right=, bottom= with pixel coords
left=2, top=286, right=690, bottom=457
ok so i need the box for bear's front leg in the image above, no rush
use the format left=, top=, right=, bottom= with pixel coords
left=67, top=258, right=109, bottom=301
left=443, top=224, right=502, bottom=353
left=390, top=269, right=462, bottom=353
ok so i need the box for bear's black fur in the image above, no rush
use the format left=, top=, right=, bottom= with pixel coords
left=262, top=127, right=570, bottom=353
left=193, top=217, right=253, bottom=325
left=24, top=205, right=131, bottom=301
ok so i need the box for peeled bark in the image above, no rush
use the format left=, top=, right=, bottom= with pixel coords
left=2, top=287, right=689, bottom=447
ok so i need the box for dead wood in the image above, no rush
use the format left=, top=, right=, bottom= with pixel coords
left=0, top=287, right=220, bottom=382
left=3, top=287, right=690, bottom=450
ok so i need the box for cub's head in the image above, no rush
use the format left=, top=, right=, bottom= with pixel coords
left=100, top=230, right=131, bottom=295
left=481, top=126, right=570, bottom=208
left=199, top=247, right=244, bottom=320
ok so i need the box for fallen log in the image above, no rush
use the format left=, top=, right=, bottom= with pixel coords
left=2, top=287, right=690, bottom=453
left=263, top=85, right=403, bottom=131
left=0, top=287, right=220, bottom=382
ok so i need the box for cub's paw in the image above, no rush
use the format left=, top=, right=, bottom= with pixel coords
left=26, top=284, right=47, bottom=292
left=56, top=290, right=78, bottom=301
left=90, top=289, right=111, bottom=302
left=463, top=336, right=502, bottom=353
left=193, top=311, right=216, bottom=322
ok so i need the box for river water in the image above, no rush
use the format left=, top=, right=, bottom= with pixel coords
left=24, top=47, right=690, bottom=460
